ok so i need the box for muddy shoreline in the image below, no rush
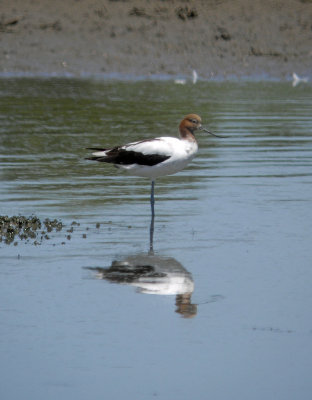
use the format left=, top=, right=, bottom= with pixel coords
left=1, top=0, right=312, bottom=80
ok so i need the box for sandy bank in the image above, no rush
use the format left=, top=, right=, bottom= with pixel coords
left=1, top=0, right=312, bottom=79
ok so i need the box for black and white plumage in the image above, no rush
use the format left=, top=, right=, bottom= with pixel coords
left=86, top=114, right=219, bottom=218
left=87, top=139, right=171, bottom=169
left=86, top=136, right=197, bottom=178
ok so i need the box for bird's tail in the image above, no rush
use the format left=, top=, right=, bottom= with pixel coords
left=85, top=147, right=109, bottom=162
left=86, top=147, right=107, bottom=151
left=85, top=156, right=107, bottom=161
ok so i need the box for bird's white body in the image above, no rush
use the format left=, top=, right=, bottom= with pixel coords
left=292, top=72, right=309, bottom=87
left=87, top=114, right=215, bottom=218
left=192, top=70, right=198, bottom=84
left=91, top=136, right=198, bottom=179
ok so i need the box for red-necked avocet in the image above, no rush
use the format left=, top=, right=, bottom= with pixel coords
left=86, top=114, right=223, bottom=217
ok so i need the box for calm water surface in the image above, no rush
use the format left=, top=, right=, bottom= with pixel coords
left=1, top=79, right=312, bottom=400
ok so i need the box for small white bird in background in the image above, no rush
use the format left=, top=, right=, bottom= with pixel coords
left=174, top=70, right=198, bottom=85
left=174, top=78, right=186, bottom=85
left=292, top=72, right=309, bottom=87
left=192, top=69, right=198, bottom=84
left=86, top=114, right=223, bottom=218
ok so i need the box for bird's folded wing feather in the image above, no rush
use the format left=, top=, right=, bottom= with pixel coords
left=87, top=137, right=180, bottom=166
left=123, top=137, right=177, bottom=156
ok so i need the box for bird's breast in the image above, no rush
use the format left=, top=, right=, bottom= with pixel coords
left=186, top=142, right=198, bottom=155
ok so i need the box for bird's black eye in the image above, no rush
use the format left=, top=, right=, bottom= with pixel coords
left=189, top=118, right=197, bottom=124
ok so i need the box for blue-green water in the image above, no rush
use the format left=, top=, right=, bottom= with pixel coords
left=1, top=79, right=312, bottom=400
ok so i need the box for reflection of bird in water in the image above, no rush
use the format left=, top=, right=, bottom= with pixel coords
left=85, top=212, right=224, bottom=317
left=86, top=114, right=222, bottom=219
left=86, top=254, right=197, bottom=318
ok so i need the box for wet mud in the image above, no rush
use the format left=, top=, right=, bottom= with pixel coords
left=1, top=0, right=312, bottom=79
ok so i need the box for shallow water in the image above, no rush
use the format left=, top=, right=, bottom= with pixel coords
left=1, top=79, right=312, bottom=400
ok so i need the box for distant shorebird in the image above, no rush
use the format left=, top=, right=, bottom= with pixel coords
left=86, top=114, right=223, bottom=218
left=174, top=70, right=198, bottom=85
left=192, top=69, right=198, bottom=84
left=292, top=72, right=309, bottom=87
left=174, top=78, right=187, bottom=85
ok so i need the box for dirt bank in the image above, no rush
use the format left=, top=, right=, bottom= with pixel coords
left=1, top=0, right=311, bottom=79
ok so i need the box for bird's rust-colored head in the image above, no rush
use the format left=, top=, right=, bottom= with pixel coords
left=180, top=114, right=202, bottom=132
left=179, top=114, right=202, bottom=141
left=179, top=113, right=226, bottom=140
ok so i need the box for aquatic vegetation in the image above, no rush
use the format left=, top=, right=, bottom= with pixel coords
left=0, top=215, right=63, bottom=245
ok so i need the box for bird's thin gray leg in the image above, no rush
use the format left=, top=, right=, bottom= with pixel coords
left=149, top=213, right=154, bottom=255
left=149, top=180, right=155, bottom=254
left=150, top=180, right=155, bottom=218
